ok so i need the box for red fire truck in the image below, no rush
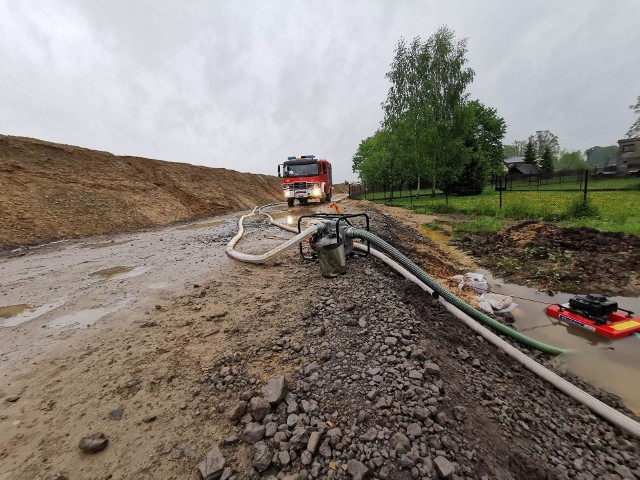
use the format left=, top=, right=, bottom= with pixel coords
left=278, top=155, right=333, bottom=207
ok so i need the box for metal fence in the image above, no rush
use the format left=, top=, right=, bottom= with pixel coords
left=348, top=169, right=640, bottom=222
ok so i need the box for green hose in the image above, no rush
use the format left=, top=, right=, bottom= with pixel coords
left=347, top=228, right=567, bottom=356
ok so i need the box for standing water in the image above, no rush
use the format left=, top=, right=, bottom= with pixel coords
left=482, top=269, right=640, bottom=414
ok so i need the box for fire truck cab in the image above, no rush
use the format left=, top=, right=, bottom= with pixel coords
left=278, top=155, right=332, bottom=207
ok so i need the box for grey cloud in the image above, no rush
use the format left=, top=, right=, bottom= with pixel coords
left=0, top=0, right=638, bottom=183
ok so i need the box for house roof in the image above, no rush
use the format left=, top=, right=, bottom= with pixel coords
left=511, top=164, right=539, bottom=175
left=504, top=156, right=525, bottom=164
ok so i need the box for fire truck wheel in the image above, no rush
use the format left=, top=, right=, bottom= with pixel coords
left=326, top=194, right=331, bottom=202
left=287, top=198, right=294, bottom=207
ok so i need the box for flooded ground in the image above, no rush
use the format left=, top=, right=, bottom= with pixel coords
left=0, top=203, right=322, bottom=380
left=482, top=269, right=640, bottom=414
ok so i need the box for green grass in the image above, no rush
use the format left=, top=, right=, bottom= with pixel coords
left=360, top=188, right=640, bottom=235
left=422, top=220, right=444, bottom=230
left=453, top=217, right=504, bottom=235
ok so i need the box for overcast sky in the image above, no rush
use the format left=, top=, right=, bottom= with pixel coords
left=1, top=1, right=638, bottom=182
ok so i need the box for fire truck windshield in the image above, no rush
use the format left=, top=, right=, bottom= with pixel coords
left=284, top=162, right=318, bottom=177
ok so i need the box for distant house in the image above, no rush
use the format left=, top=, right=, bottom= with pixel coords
left=504, top=156, right=526, bottom=169
left=617, top=138, right=640, bottom=173
left=503, top=156, right=539, bottom=176
left=510, top=163, right=539, bottom=176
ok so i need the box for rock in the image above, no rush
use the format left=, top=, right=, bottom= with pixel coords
left=252, top=441, right=272, bottom=472
left=229, top=401, right=248, bottom=421
left=78, top=433, right=109, bottom=453
left=453, top=406, right=467, bottom=422
left=262, top=376, right=288, bottom=404
left=248, top=397, right=270, bottom=421
left=424, top=362, right=440, bottom=375
left=142, top=415, right=157, bottom=423
left=278, top=450, right=291, bottom=467
left=44, top=475, right=68, bottom=480
left=5, top=395, right=20, bottom=403
left=265, top=422, right=278, bottom=437
left=287, top=413, right=300, bottom=428
left=222, top=434, right=239, bottom=445
left=434, top=456, right=455, bottom=478
left=326, top=427, right=342, bottom=438
left=197, top=448, right=226, bottom=480
left=319, top=438, right=332, bottom=458
left=414, top=407, right=430, bottom=421
left=301, top=450, right=313, bottom=465
left=347, top=459, right=369, bottom=480
left=408, top=370, right=423, bottom=380
left=360, top=427, right=378, bottom=442
left=107, top=408, right=124, bottom=420
left=407, top=423, right=423, bottom=437
left=241, top=423, right=266, bottom=443
left=389, top=432, right=411, bottom=451
left=384, top=337, right=398, bottom=346
left=307, top=431, right=322, bottom=453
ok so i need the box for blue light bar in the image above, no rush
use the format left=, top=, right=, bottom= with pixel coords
left=287, top=155, right=315, bottom=160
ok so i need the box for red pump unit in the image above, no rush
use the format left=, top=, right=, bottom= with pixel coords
left=545, top=294, right=640, bottom=339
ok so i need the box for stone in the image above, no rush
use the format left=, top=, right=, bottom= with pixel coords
left=453, top=406, right=467, bottom=422
left=278, top=450, right=291, bottom=467
left=347, top=459, right=369, bottom=480
left=44, top=475, right=68, bottom=480
left=262, top=376, right=288, bottom=404
left=248, top=397, right=270, bottom=421
left=389, top=432, right=411, bottom=451
left=5, top=395, right=20, bottom=403
left=434, top=456, right=455, bottom=479
left=319, top=438, right=332, bottom=458
left=241, top=423, right=266, bottom=443
left=229, top=401, right=248, bottom=421
left=414, top=407, right=430, bottom=421
left=424, top=362, right=440, bottom=375
left=360, top=427, right=378, bottom=442
left=197, top=448, right=226, bottom=480
left=142, top=415, right=157, bottom=423
left=287, top=414, right=300, bottom=428
left=108, top=408, right=124, bottom=420
left=307, top=431, right=322, bottom=453
left=78, top=433, right=109, bottom=453
left=265, top=422, right=278, bottom=438
left=252, top=441, right=272, bottom=472
left=408, top=370, right=423, bottom=380
left=384, top=337, right=398, bottom=346
left=407, top=423, right=423, bottom=437
left=301, top=450, right=313, bottom=465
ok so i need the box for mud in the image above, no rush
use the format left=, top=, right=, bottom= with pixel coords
left=454, top=221, right=640, bottom=296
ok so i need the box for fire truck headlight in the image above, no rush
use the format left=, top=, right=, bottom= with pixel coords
left=311, top=187, right=321, bottom=196
left=284, top=190, right=293, bottom=197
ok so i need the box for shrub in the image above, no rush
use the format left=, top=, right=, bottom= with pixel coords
left=565, top=197, right=599, bottom=219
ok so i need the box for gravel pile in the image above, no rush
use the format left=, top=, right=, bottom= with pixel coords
left=198, top=216, right=639, bottom=479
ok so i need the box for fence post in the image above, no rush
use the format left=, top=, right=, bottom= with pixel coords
left=583, top=170, right=588, bottom=204
left=499, top=175, right=503, bottom=209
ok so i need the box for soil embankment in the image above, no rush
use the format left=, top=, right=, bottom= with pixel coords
left=0, top=135, right=283, bottom=249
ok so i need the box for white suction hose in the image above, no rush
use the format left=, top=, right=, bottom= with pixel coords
left=226, top=207, right=317, bottom=263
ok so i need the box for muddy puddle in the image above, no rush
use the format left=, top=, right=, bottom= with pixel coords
left=90, top=266, right=147, bottom=279
left=47, top=306, right=118, bottom=330
left=0, top=300, right=66, bottom=328
left=480, top=269, right=640, bottom=413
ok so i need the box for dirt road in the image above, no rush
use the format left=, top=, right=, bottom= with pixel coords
left=1, top=200, right=639, bottom=479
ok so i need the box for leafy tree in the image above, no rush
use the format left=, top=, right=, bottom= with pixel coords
left=529, top=130, right=560, bottom=157
left=539, top=146, right=555, bottom=174
left=382, top=27, right=475, bottom=196
left=446, top=100, right=506, bottom=195
left=523, top=139, right=536, bottom=164
left=626, top=95, right=640, bottom=138
left=556, top=150, right=587, bottom=171
left=584, top=145, right=617, bottom=168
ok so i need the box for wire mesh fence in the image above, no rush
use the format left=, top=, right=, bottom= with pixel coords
left=348, top=169, right=640, bottom=224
